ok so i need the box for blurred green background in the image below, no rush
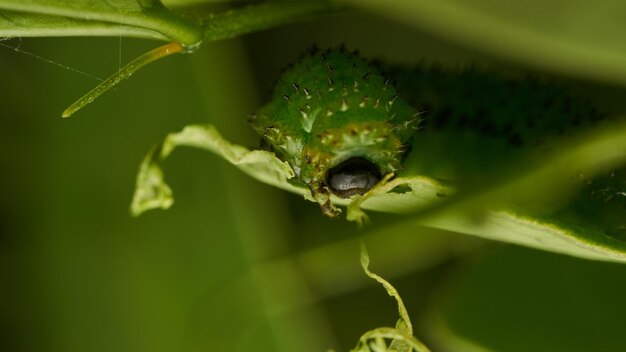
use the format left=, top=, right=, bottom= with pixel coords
left=4, top=3, right=626, bottom=351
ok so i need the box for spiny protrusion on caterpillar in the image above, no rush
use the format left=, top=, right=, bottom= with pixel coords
left=250, top=48, right=419, bottom=217
left=389, top=95, right=398, bottom=106
left=340, top=99, right=349, bottom=112
left=359, top=96, right=369, bottom=108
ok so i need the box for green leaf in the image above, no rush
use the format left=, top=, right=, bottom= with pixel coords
left=160, top=124, right=300, bottom=193
left=0, top=0, right=202, bottom=44
left=0, top=10, right=166, bottom=39
left=406, top=120, right=626, bottom=262
left=130, top=124, right=302, bottom=217
left=0, top=1, right=340, bottom=43
left=346, top=174, right=453, bottom=226
left=422, top=209, right=626, bottom=263
left=342, top=0, right=626, bottom=85
left=355, top=120, right=626, bottom=262
left=130, top=145, right=173, bottom=217
left=132, top=119, right=626, bottom=262
left=130, top=123, right=452, bottom=217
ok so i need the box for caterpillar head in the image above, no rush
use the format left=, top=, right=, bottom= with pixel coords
left=250, top=48, right=420, bottom=217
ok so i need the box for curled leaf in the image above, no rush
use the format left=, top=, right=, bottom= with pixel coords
left=130, top=124, right=305, bottom=217
left=130, top=145, right=173, bottom=216
left=350, top=243, right=431, bottom=352
left=161, top=124, right=299, bottom=192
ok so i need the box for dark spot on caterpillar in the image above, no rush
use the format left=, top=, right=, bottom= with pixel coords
left=257, top=136, right=269, bottom=149
left=591, top=110, right=605, bottom=121
left=369, top=58, right=383, bottom=69
left=433, top=107, right=451, bottom=129
left=507, top=133, right=524, bottom=146
left=479, top=120, right=497, bottom=135
left=456, top=114, right=469, bottom=128
left=504, top=80, right=517, bottom=91
left=502, top=122, right=514, bottom=135
left=475, top=107, right=487, bottom=121
left=542, top=97, right=556, bottom=108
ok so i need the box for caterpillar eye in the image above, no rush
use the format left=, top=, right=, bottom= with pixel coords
left=326, top=157, right=381, bottom=198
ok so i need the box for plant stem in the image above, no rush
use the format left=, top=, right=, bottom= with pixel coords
left=59, top=0, right=344, bottom=117
left=202, top=0, right=343, bottom=41
left=62, top=42, right=184, bottom=118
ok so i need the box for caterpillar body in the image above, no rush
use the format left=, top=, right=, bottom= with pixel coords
left=249, top=47, right=614, bottom=218
left=250, top=48, right=420, bottom=216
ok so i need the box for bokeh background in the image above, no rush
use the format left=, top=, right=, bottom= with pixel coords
left=4, top=2, right=626, bottom=351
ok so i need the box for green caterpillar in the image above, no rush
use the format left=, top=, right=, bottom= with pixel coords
left=250, top=48, right=420, bottom=216
left=250, top=47, right=615, bottom=219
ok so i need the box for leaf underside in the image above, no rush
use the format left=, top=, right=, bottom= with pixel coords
left=132, top=120, right=626, bottom=263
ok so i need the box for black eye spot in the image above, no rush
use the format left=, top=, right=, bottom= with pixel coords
left=326, top=157, right=381, bottom=198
